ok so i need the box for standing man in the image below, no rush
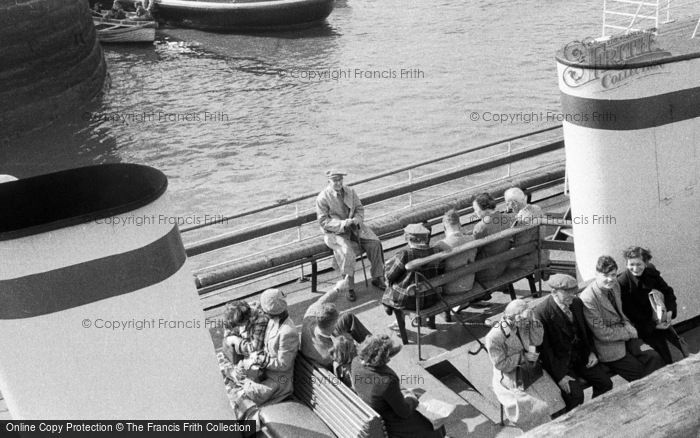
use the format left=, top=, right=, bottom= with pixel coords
left=580, top=256, right=664, bottom=381
left=533, top=274, right=612, bottom=411
left=316, top=169, right=385, bottom=301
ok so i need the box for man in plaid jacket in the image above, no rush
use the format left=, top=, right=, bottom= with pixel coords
left=381, top=224, right=445, bottom=328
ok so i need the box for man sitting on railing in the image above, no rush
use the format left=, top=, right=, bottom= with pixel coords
left=381, top=224, right=445, bottom=329
left=316, top=169, right=386, bottom=302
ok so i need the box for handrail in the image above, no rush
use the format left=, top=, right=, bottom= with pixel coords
left=184, top=139, right=564, bottom=257
left=179, top=124, right=563, bottom=233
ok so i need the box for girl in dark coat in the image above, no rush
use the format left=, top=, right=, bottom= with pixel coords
left=351, top=335, right=445, bottom=438
left=618, top=246, right=684, bottom=364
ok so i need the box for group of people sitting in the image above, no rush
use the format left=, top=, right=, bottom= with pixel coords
left=316, top=168, right=543, bottom=315
left=219, top=169, right=685, bottom=434
left=218, top=284, right=444, bottom=437
left=93, top=0, right=153, bottom=20
left=485, top=248, right=684, bottom=431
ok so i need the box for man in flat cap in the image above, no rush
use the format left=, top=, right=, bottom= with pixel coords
left=532, top=274, right=612, bottom=411
left=316, top=169, right=385, bottom=301
left=381, top=224, right=444, bottom=328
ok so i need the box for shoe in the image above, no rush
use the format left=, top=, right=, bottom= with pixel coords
left=371, top=278, right=386, bottom=290
left=383, top=305, right=394, bottom=316
left=346, top=289, right=356, bottom=302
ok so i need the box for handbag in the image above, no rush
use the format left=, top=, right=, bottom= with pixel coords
left=515, top=332, right=543, bottom=390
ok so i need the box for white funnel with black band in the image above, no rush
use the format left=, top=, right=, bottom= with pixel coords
left=0, top=164, right=233, bottom=419
left=556, top=28, right=700, bottom=322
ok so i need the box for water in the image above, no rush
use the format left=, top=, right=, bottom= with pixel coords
left=2, top=0, right=600, bottom=236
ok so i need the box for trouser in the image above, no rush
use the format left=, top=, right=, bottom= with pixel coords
left=642, top=328, right=684, bottom=365
left=333, top=313, right=372, bottom=343
left=324, top=234, right=384, bottom=278
left=603, top=346, right=664, bottom=382
left=561, top=362, right=613, bottom=410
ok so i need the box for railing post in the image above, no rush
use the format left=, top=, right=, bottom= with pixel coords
left=408, top=169, right=413, bottom=207
left=507, top=141, right=512, bottom=177
left=296, top=205, right=306, bottom=281
left=602, top=0, right=608, bottom=37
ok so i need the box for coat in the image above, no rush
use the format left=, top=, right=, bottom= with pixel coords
left=618, top=264, right=677, bottom=338
left=351, top=357, right=442, bottom=438
left=382, top=246, right=444, bottom=311
left=473, top=212, right=514, bottom=282
left=532, top=296, right=595, bottom=383
left=433, top=232, right=476, bottom=294
left=315, top=184, right=378, bottom=240
left=240, top=315, right=300, bottom=406
left=579, top=280, right=634, bottom=362
left=484, top=320, right=564, bottom=431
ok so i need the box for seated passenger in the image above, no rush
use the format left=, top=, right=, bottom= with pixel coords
left=92, top=2, right=103, bottom=15
left=618, top=246, right=685, bottom=364
left=228, top=289, right=300, bottom=414
left=532, top=274, right=612, bottom=412
left=485, top=299, right=565, bottom=431
left=433, top=209, right=476, bottom=295
left=381, top=224, right=445, bottom=328
left=329, top=333, right=357, bottom=388
left=221, top=300, right=269, bottom=365
left=472, top=193, right=515, bottom=283
left=104, top=2, right=127, bottom=19
left=580, top=256, right=664, bottom=381
left=315, top=169, right=386, bottom=302
left=134, top=1, right=152, bottom=19
left=504, top=187, right=549, bottom=272
left=300, top=280, right=371, bottom=369
left=352, top=335, right=445, bottom=438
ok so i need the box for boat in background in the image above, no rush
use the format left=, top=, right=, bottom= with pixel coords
left=152, top=0, right=335, bottom=32
left=93, top=15, right=157, bottom=43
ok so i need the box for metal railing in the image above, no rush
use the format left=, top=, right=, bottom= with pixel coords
left=182, top=125, right=569, bottom=306
left=602, top=0, right=700, bottom=37
left=183, top=125, right=563, bottom=260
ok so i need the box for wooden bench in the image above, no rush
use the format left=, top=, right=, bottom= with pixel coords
left=393, top=224, right=545, bottom=360
left=259, top=354, right=387, bottom=438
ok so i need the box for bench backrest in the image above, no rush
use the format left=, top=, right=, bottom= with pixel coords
left=405, top=224, right=542, bottom=292
left=293, top=355, right=387, bottom=438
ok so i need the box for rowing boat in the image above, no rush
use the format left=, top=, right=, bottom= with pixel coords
left=93, top=15, right=157, bottom=43
left=152, top=0, right=335, bottom=32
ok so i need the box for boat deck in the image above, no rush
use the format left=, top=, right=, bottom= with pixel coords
left=199, top=197, right=699, bottom=437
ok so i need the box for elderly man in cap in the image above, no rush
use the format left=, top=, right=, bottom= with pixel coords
left=532, top=274, right=612, bottom=411
left=229, top=288, right=299, bottom=412
left=381, top=223, right=444, bottom=329
left=316, top=169, right=385, bottom=301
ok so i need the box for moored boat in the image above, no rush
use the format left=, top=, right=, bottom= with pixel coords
left=152, top=0, right=335, bottom=32
left=93, top=15, right=157, bottom=43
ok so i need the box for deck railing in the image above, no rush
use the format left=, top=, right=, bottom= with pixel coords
left=602, top=0, right=700, bottom=37
left=183, top=125, right=566, bottom=294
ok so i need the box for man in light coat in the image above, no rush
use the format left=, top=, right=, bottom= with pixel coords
left=316, top=169, right=385, bottom=301
left=580, top=256, right=664, bottom=381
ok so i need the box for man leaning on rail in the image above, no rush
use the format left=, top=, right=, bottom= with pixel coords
left=316, top=169, right=385, bottom=301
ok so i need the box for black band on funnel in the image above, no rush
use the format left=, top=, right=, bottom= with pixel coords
left=0, top=226, right=186, bottom=319
left=0, top=164, right=168, bottom=241
left=560, top=86, right=700, bottom=130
